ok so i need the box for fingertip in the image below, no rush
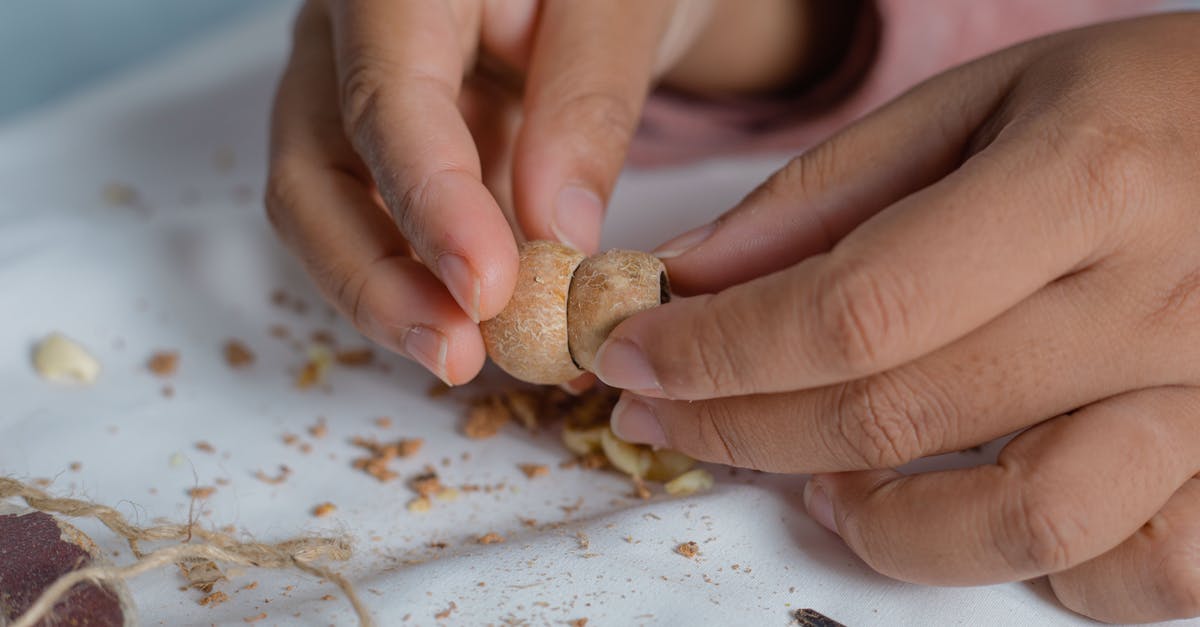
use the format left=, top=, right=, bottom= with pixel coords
left=550, top=184, right=605, bottom=254
left=803, top=477, right=839, bottom=535
left=610, top=392, right=666, bottom=448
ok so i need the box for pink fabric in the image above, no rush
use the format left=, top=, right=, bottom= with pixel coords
left=629, top=0, right=1159, bottom=166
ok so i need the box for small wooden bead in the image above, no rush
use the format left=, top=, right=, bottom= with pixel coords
left=567, top=250, right=668, bottom=371
left=481, top=241, right=586, bottom=384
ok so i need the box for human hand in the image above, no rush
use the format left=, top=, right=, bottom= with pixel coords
left=264, top=0, right=837, bottom=384
left=595, top=13, right=1200, bottom=622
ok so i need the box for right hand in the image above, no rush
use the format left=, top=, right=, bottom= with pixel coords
left=264, top=0, right=839, bottom=384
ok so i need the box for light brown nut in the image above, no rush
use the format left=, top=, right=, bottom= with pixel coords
left=567, top=250, right=668, bottom=371
left=481, top=241, right=586, bottom=384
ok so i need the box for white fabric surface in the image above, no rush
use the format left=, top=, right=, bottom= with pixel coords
left=0, top=5, right=1190, bottom=626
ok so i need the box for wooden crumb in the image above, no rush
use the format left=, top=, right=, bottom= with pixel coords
left=429, top=541, right=448, bottom=549
left=630, top=476, right=652, bottom=500
left=476, top=532, right=505, bottom=545
left=281, top=433, right=299, bottom=446
left=579, top=452, right=608, bottom=470
left=575, top=532, right=590, bottom=550
left=268, top=324, right=290, bottom=340
left=321, top=594, right=337, bottom=601
left=435, top=487, right=459, bottom=502
left=187, top=486, right=215, bottom=500
left=518, top=463, right=549, bottom=479
left=241, top=581, right=258, bottom=591
left=179, top=560, right=225, bottom=593
left=308, top=419, right=328, bottom=439
left=463, top=396, right=511, bottom=439
left=374, top=417, right=392, bottom=429
left=198, top=591, right=228, bottom=607
left=675, top=541, right=700, bottom=559
left=254, top=466, right=292, bottom=485
left=310, top=329, right=336, bottom=345
left=147, top=351, right=179, bottom=377
left=312, top=502, right=336, bottom=517
left=518, top=517, right=537, bottom=528
left=793, top=609, right=848, bottom=627
left=214, top=478, right=230, bottom=486
left=569, top=619, right=589, bottom=627
left=434, top=601, right=457, bottom=620
left=351, top=436, right=423, bottom=482
left=335, top=347, right=374, bottom=366
left=407, top=497, right=431, bottom=513
left=223, top=340, right=255, bottom=368
left=299, top=443, right=312, bottom=454
left=409, top=472, right=443, bottom=498
left=68, top=462, right=82, bottom=472
left=194, top=441, right=215, bottom=454
left=243, top=612, right=267, bottom=623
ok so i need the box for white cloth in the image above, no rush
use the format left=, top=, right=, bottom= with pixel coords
left=0, top=5, right=1188, bottom=626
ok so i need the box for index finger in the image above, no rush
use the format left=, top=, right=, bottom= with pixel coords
left=330, top=0, right=517, bottom=322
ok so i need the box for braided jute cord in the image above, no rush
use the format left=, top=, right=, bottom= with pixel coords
left=0, top=477, right=374, bottom=627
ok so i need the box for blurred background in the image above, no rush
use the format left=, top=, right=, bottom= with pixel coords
left=0, top=1, right=287, bottom=121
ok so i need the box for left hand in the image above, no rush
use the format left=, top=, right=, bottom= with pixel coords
left=593, top=13, right=1200, bottom=623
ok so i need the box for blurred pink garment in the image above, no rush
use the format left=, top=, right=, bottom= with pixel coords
left=629, top=0, right=1159, bottom=166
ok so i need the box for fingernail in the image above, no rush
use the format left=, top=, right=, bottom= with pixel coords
left=592, top=338, right=661, bottom=394
left=803, top=479, right=838, bottom=535
left=611, top=395, right=667, bottom=448
left=551, top=185, right=604, bottom=253
left=653, top=222, right=716, bottom=259
left=404, top=326, right=450, bottom=385
left=437, top=253, right=480, bottom=323
left=559, top=374, right=593, bottom=396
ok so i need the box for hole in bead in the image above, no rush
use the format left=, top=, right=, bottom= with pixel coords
left=659, top=271, right=671, bottom=304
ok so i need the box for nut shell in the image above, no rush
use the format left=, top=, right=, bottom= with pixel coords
left=567, top=250, right=668, bottom=371
left=481, top=241, right=586, bottom=384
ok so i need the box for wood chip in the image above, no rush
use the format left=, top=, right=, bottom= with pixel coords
left=223, top=340, right=255, bottom=368
left=335, top=348, right=374, bottom=366
left=254, top=466, right=292, bottom=485
left=147, top=351, right=179, bottom=377
left=198, top=590, right=228, bottom=607
left=407, top=495, right=432, bottom=513
left=569, top=619, right=589, bottom=627
left=409, top=472, right=443, bottom=498
left=675, top=541, right=700, bottom=559
left=312, top=502, right=336, bottom=517
left=308, top=419, right=328, bottom=439
left=187, top=486, right=215, bottom=500
left=243, top=612, right=267, bottom=623
left=179, top=560, right=224, bottom=592
left=434, top=601, right=457, bottom=620
left=476, top=532, right=505, bottom=545
left=463, top=396, right=511, bottom=439
left=518, top=463, right=549, bottom=479
left=194, top=441, right=216, bottom=454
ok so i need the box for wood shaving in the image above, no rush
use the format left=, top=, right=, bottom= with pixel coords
left=463, top=396, right=511, bottom=439
left=68, top=462, right=82, bottom=472
left=312, top=502, right=336, bottom=518
left=146, top=351, right=179, bottom=377
left=476, top=532, right=505, bottom=545
left=335, top=348, right=374, bottom=366
left=664, top=468, right=714, bottom=497
left=321, top=594, right=337, bottom=601
left=241, top=581, right=258, bottom=591
left=223, top=340, right=255, bottom=368
left=407, top=497, right=431, bottom=513
left=195, top=441, right=215, bottom=454
left=243, top=612, right=268, bottom=623
left=294, top=345, right=332, bottom=389
left=198, top=590, right=229, bottom=607
left=254, top=466, right=292, bottom=485
left=179, top=560, right=225, bottom=593
left=409, top=472, right=442, bottom=498
left=351, top=436, right=423, bottom=482
left=373, top=417, right=392, bottom=429
left=569, top=619, right=588, bottom=627
left=187, top=487, right=215, bottom=500
left=675, top=541, right=700, bottom=559
left=434, top=601, right=457, bottom=620
left=308, top=419, right=328, bottom=439
left=518, top=463, right=549, bottom=479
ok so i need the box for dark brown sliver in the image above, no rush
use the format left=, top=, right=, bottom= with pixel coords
left=793, top=608, right=848, bottom=627
left=0, top=511, right=127, bottom=626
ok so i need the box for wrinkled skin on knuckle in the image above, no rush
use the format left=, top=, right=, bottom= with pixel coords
left=551, top=89, right=639, bottom=164
left=660, top=295, right=738, bottom=396
left=816, top=259, right=907, bottom=377
left=833, top=376, right=926, bottom=469
left=997, top=482, right=1086, bottom=576
left=690, top=401, right=745, bottom=468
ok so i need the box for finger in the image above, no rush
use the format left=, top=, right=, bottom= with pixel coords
left=610, top=262, right=1168, bottom=469
left=329, top=0, right=518, bottom=322
left=802, top=387, right=1200, bottom=585
left=593, top=110, right=1132, bottom=399
left=512, top=1, right=681, bottom=253
left=1049, top=476, right=1200, bottom=623
left=267, top=2, right=485, bottom=384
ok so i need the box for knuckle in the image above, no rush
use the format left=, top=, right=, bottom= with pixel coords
left=692, top=402, right=742, bottom=467
left=1049, top=114, right=1154, bottom=232
left=764, top=145, right=839, bottom=205
left=833, top=375, right=927, bottom=468
left=672, top=295, right=742, bottom=395
left=999, top=486, right=1085, bottom=575
left=816, top=259, right=909, bottom=375
left=552, top=90, right=639, bottom=153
